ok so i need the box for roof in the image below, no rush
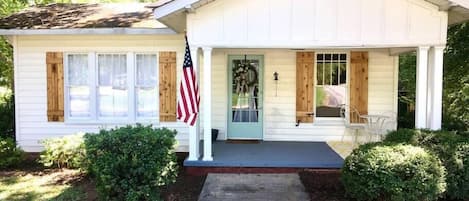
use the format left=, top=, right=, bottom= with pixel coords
left=0, top=3, right=167, bottom=29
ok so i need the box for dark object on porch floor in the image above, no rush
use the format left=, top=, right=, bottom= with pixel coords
left=226, top=139, right=260, bottom=144
left=185, top=141, right=344, bottom=168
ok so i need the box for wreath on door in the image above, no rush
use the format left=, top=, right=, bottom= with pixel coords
left=233, top=62, right=258, bottom=94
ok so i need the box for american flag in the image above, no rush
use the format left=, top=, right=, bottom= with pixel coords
left=177, top=36, right=200, bottom=126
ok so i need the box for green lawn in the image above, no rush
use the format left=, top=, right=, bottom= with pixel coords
left=0, top=169, right=89, bottom=201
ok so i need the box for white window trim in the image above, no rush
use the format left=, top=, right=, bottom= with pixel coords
left=64, top=52, right=160, bottom=124
left=313, top=51, right=350, bottom=124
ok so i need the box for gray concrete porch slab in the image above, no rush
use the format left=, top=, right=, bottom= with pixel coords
left=184, top=141, right=344, bottom=168
left=198, top=173, right=309, bottom=201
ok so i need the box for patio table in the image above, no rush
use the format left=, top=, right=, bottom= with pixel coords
left=360, top=114, right=389, bottom=141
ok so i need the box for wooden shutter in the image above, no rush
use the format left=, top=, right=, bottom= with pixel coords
left=159, top=52, right=177, bottom=122
left=350, top=51, right=368, bottom=123
left=296, top=52, right=315, bottom=123
left=46, top=52, right=64, bottom=122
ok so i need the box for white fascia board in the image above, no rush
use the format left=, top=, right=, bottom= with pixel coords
left=152, top=0, right=200, bottom=19
left=0, top=28, right=176, bottom=36
left=450, top=0, right=469, bottom=9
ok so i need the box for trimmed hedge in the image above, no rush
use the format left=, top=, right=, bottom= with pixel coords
left=39, top=133, right=86, bottom=169
left=0, top=137, right=24, bottom=169
left=84, top=124, right=178, bottom=201
left=342, top=143, right=446, bottom=201
left=384, top=129, right=469, bottom=200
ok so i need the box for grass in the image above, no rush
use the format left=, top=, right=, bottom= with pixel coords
left=0, top=167, right=90, bottom=201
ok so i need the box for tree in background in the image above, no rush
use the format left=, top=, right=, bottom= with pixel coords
left=398, top=22, right=469, bottom=132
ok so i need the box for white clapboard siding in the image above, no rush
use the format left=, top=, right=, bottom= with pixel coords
left=188, top=0, right=447, bottom=48
left=206, top=49, right=397, bottom=141
left=15, top=35, right=189, bottom=152
left=15, top=34, right=398, bottom=152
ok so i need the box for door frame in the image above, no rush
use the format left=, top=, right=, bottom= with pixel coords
left=227, top=54, right=264, bottom=140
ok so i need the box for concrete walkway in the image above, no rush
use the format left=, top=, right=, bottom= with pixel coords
left=198, top=173, right=310, bottom=201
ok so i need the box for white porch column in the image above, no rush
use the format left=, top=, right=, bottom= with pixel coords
left=427, top=46, right=445, bottom=130
left=188, top=47, right=200, bottom=161
left=415, top=46, right=429, bottom=129
left=202, top=47, right=213, bottom=161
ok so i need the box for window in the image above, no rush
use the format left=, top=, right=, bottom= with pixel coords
left=315, top=53, right=347, bottom=118
left=98, top=54, right=128, bottom=118
left=135, top=54, right=158, bottom=118
left=66, top=54, right=91, bottom=118
left=65, top=53, right=158, bottom=122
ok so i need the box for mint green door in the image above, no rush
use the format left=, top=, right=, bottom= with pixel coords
left=227, top=55, right=263, bottom=139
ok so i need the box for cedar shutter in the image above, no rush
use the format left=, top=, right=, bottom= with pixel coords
left=159, top=52, right=177, bottom=122
left=350, top=51, right=368, bottom=123
left=46, top=52, right=64, bottom=122
left=296, top=52, right=315, bottom=123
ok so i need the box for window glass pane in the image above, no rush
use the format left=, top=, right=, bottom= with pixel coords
left=137, top=88, right=157, bottom=118
left=324, top=62, right=332, bottom=85
left=67, top=54, right=90, bottom=118
left=340, top=62, right=347, bottom=84
left=68, top=54, right=88, bottom=85
left=136, top=54, right=157, bottom=86
left=315, top=53, right=347, bottom=118
left=317, top=62, right=323, bottom=85
left=98, top=54, right=128, bottom=117
left=136, top=54, right=158, bottom=118
left=99, top=87, right=128, bottom=117
left=315, top=86, right=346, bottom=117
left=69, top=86, right=90, bottom=117
left=231, top=59, right=259, bottom=123
left=332, top=63, right=339, bottom=85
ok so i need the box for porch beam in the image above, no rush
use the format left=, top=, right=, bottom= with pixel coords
left=188, top=46, right=200, bottom=161
left=202, top=47, right=213, bottom=161
left=427, top=46, right=445, bottom=130
left=415, top=46, right=429, bottom=129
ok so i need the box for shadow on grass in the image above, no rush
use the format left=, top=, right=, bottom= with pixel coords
left=50, top=186, right=87, bottom=201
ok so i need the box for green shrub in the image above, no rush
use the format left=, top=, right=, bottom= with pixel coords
left=0, top=137, right=24, bottom=168
left=39, top=133, right=86, bottom=169
left=342, top=143, right=446, bottom=201
left=0, top=94, right=15, bottom=139
left=384, top=129, right=469, bottom=200
left=84, top=124, right=178, bottom=201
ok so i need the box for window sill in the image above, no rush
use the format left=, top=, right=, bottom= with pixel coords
left=63, top=119, right=160, bottom=126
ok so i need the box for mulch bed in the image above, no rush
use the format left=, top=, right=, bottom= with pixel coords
left=299, top=169, right=349, bottom=201
left=161, top=153, right=207, bottom=201
left=3, top=152, right=206, bottom=201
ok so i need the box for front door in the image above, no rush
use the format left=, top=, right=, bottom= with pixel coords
left=227, top=55, right=263, bottom=139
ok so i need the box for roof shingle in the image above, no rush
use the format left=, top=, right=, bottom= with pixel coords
left=0, top=3, right=166, bottom=29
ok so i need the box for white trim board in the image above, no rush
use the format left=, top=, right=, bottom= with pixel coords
left=0, top=28, right=176, bottom=36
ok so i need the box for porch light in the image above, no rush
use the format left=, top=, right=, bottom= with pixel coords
left=274, top=71, right=279, bottom=97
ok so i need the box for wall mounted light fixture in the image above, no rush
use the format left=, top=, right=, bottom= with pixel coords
left=273, top=72, right=279, bottom=96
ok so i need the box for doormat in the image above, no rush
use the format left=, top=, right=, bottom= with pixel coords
left=226, top=140, right=261, bottom=144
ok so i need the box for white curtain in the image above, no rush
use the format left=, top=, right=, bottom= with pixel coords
left=136, top=54, right=158, bottom=118
left=68, top=54, right=90, bottom=117
left=98, top=54, right=128, bottom=117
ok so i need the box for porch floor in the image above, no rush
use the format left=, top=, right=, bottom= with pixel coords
left=184, top=141, right=345, bottom=168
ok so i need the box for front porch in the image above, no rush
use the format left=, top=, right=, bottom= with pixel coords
left=184, top=141, right=347, bottom=169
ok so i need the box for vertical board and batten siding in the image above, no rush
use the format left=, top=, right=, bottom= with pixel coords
left=15, top=35, right=187, bottom=152
left=187, top=0, right=448, bottom=47
left=205, top=49, right=397, bottom=141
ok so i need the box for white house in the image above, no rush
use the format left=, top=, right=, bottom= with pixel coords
left=1, top=1, right=468, bottom=166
